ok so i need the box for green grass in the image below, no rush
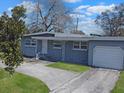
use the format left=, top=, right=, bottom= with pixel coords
left=47, top=62, right=90, bottom=72
left=112, top=71, right=124, bottom=93
left=0, top=69, right=49, bottom=93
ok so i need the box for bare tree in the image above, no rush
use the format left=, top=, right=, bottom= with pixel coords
left=95, top=3, right=124, bottom=36
left=28, top=0, right=72, bottom=33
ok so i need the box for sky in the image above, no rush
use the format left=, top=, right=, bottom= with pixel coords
left=0, top=0, right=124, bottom=34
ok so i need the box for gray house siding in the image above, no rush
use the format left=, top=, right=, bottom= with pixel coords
left=88, top=40, right=124, bottom=66
left=21, top=37, right=36, bottom=57
left=23, top=47, right=36, bottom=57
left=21, top=38, right=88, bottom=64
left=64, top=41, right=88, bottom=65
left=47, top=40, right=62, bottom=61
left=36, top=40, right=88, bottom=64
left=35, top=40, right=62, bottom=61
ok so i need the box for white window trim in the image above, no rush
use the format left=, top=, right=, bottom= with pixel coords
left=53, top=47, right=62, bottom=49
left=72, top=48, right=87, bottom=51
left=53, top=42, right=62, bottom=49
left=73, top=41, right=88, bottom=51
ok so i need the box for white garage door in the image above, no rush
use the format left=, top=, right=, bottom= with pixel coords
left=93, top=46, right=124, bottom=70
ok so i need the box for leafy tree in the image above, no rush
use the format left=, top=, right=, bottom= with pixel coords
left=0, top=5, right=26, bottom=74
left=95, top=3, right=124, bottom=36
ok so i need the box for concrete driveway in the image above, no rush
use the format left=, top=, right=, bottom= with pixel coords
left=0, top=61, right=79, bottom=91
left=53, top=68, right=119, bottom=93
left=0, top=61, right=119, bottom=93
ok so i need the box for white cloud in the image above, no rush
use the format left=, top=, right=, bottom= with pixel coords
left=78, top=18, right=103, bottom=35
left=70, top=14, right=103, bottom=34
left=74, top=5, right=90, bottom=13
left=87, top=4, right=115, bottom=14
left=85, top=12, right=93, bottom=16
left=8, top=7, right=13, bottom=12
left=76, top=5, right=90, bottom=10
left=74, top=5, right=93, bottom=17
left=18, top=1, right=36, bottom=14
left=74, top=4, right=115, bottom=16
left=72, top=4, right=116, bottom=34
left=70, top=13, right=86, bottom=18
left=63, top=0, right=81, bottom=3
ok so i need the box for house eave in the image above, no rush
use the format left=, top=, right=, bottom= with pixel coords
left=32, top=37, right=90, bottom=41
left=32, top=36, right=124, bottom=41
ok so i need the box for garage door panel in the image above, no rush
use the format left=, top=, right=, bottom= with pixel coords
left=93, top=46, right=123, bottom=70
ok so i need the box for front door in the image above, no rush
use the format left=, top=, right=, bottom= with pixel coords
left=42, top=40, right=48, bottom=54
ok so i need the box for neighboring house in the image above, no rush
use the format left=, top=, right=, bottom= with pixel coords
left=21, top=32, right=124, bottom=70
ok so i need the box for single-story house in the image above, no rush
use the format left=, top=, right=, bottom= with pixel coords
left=21, top=32, right=124, bottom=70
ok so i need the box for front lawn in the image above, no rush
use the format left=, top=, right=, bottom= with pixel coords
left=112, top=71, right=124, bottom=93
left=0, top=69, right=49, bottom=93
left=47, top=62, right=90, bottom=72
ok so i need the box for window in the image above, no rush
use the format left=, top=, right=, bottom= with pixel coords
left=53, top=41, right=62, bottom=49
left=73, top=42, right=80, bottom=49
left=31, top=39, right=36, bottom=46
left=25, top=39, right=36, bottom=47
left=81, top=42, right=88, bottom=49
left=25, top=39, right=30, bottom=45
left=73, top=41, right=88, bottom=50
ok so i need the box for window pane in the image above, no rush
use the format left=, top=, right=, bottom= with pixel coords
left=73, top=42, right=80, bottom=49
left=54, top=44, right=61, bottom=47
left=74, top=45, right=80, bottom=48
left=81, top=42, right=87, bottom=49
left=31, top=39, right=36, bottom=46
left=53, top=41, right=62, bottom=48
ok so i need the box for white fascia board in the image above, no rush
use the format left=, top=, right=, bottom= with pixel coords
left=32, top=37, right=91, bottom=41
left=32, top=36, right=124, bottom=41
left=92, top=37, right=124, bottom=41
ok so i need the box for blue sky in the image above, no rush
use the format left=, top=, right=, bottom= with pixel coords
left=65, top=0, right=124, bottom=8
left=1, top=0, right=123, bottom=13
left=0, top=0, right=21, bottom=13
left=0, top=0, right=124, bottom=34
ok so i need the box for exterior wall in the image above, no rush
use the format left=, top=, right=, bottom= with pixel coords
left=22, top=37, right=88, bottom=64
left=64, top=41, right=88, bottom=65
left=21, top=36, right=36, bottom=57
left=36, top=40, right=62, bottom=61
left=47, top=40, right=62, bottom=61
left=36, top=40, right=88, bottom=64
left=88, top=40, right=124, bottom=66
